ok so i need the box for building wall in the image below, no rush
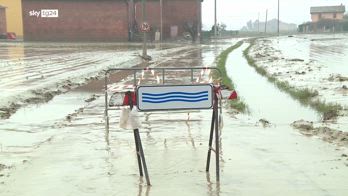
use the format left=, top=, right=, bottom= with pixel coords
left=21, top=0, right=201, bottom=41
left=0, top=7, right=6, bottom=34
left=0, top=0, right=23, bottom=37
left=22, top=0, right=129, bottom=41
left=134, top=0, right=201, bottom=39
left=311, top=12, right=344, bottom=22
left=164, top=0, right=200, bottom=38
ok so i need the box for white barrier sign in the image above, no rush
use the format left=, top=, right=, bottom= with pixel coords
left=137, top=84, right=213, bottom=111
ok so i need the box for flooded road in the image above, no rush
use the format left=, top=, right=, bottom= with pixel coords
left=249, top=34, right=348, bottom=132
left=0, top=42, right=193, bottom=118
left=226, top=44, right=320, bottom=124
left=1, top=40, right=348, bottom=195
left=251, top=34, right=348, bottom=106
left=274, top=34, right=348, bottom=76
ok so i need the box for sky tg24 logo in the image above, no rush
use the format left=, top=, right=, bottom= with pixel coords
left=29, top=9, right=59, bottom=18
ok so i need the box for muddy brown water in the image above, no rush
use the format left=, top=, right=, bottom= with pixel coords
left=252, top=35, right=348, bottom=132
left=274, top=34, right=348, bottom=76
left=1, top=40, right=348, bottom=195
left=226, top=44, right=320, bottom=124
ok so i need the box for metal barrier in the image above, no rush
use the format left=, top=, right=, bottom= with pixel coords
left=104, top=67, right=223, bottom=185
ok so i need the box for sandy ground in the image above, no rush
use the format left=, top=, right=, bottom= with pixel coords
left=1, top=39, right=348, bottom=195
left=249, top=34, right=348, bottom=143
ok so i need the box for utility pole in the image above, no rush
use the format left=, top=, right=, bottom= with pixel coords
left=128, top=0, right=134, bottom=41
left=214, top=0, right=217, bottom=37
left=160, top=0, right=163, bottom=41
left=197, top=0, right=201, bottom=42
left=278, top=0, right=280, bottom=36
left=142, top=0, right=147, bottom=58
left=264, top=9, right=268, bottom=33
left=258, top=12, right=260, bottom=33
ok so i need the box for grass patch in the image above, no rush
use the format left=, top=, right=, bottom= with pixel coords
left=214, top=41, right=248, bottom=113
left=243, top=39, right=343, bottom=119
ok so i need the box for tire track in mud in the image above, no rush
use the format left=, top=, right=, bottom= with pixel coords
left=0, top=52, right=128, bottom=85
left=0, top=55, right=87, bottom=76
left=1, top=58, right=111, bottom=87
left=0, top=45, right=199, bottom=119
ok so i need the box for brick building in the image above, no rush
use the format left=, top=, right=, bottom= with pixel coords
left=21, top=0, right=202, bottom=41
left=299, top=5, right=346, bottom=33
left=0, top=5, right=6, bottom=35
left=311, top=5, right=345, bottom=22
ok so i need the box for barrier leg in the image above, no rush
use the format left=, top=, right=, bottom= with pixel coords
left=135, top=129, right=151, bottom=186
left=206, top=111, right=215, bottom=172
left=105, top=116, right=110, bottom=145
left=214, top=106, right=220, bottom=182
left=104, top=87, right=109, bottom=141
left=133, top=129, right=143, bottom=176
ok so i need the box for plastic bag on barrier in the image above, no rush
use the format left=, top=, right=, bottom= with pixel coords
left=119, top=107, right=141, bottom=130
left=119, top=107, right=131, bottom=129
left=128, top=108, right=141, bottom=129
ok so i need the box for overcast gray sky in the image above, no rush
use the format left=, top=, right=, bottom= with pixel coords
left=202, top=0, right=348, bottom=30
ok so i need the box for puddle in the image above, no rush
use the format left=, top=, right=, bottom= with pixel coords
left=226, top=44, right=320, bottom=124
left=7, top=92, right=90, bottom=124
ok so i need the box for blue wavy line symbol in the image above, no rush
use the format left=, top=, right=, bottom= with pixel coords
left=142, top=91, right=209, bottom=104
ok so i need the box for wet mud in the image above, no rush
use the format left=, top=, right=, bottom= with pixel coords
left=1, top=39, right=348, bottom=195
left=292, top=120, right=348, bottom=147
left=0, top=42, right=199, bottom=119
left=248, top=34, right=348, bottom=138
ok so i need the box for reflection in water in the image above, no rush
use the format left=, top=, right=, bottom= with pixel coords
left=8, top=44, right=25, bottom=59
left=0, top=43, right=25, bottom=60
left=206, top=173, right=220, bottom=196
left=138, top=178, right=151, bottom=196
left=185, top=117, right=196, bottom=149
left=105, top=127, right=110, bottom=146
left=143, top=112, right=155, bottom=143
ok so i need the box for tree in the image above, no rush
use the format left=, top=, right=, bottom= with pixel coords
left=220, top=23, right=227, bottom=31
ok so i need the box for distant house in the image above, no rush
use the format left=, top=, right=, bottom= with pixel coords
left=299, top=4, right=346, bottom=33
left=0, top=5, right=6, bottom=35
left=311, top=5, right=345, bottom=22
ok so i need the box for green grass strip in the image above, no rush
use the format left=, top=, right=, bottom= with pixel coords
left=243, top=39, right=342, bottom=119
left=215, top=40, right=248, bottom=113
